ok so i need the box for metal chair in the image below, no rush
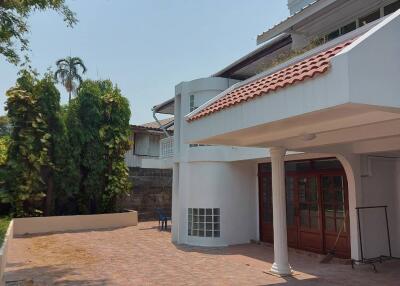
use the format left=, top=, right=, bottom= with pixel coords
left=155, top=208, right=171, bottom=230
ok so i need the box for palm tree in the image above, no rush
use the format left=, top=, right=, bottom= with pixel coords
left=54, top=56, right=87, bottom=102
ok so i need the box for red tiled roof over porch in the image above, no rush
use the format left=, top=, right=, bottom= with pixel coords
left=188, top=39, right=354, bottom=122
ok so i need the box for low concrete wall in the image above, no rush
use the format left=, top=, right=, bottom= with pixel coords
left=13, top=211, right=138, bottom=236
left=0, top=220, right=13, bottom=286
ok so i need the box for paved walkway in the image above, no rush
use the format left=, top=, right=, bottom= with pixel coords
left=6, top=221, right=400, bottom=285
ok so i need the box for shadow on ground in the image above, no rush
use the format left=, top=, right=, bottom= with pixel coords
left=6, top=265, right=109, bottom=286
left=174, top=241, right=400, bottom=286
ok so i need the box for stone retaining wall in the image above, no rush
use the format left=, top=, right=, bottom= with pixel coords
left=117, top=167, right=172, bottom=220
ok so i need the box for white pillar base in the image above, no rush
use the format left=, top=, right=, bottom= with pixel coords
left=270, top=262, right=293, bottom=276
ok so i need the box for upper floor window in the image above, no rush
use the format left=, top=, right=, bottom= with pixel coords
left=340, top=21, right=357, bottom=35
left=384, top=0, right=400, bottom=16
left=359, top=9, right=380, bottom=27
left=323, top=1, right=400, bottom=43
left=189, top=94, right=198, bottom=112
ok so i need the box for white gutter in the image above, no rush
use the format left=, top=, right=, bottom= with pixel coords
left=151, top=107, right=171, bottom=138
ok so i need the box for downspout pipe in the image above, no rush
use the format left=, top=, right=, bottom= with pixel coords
left=152, top=107, right=171, bottom=138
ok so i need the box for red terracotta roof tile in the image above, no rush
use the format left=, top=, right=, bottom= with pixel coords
left=188, top=39, right=354, bottom=122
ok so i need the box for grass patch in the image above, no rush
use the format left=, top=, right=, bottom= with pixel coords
left=0, top=216, right=11, bottom=246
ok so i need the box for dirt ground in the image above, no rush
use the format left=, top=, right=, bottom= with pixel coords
left=5, top=221, right=400, bottom=285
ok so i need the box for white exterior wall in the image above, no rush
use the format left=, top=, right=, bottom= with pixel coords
left=177, top=161, right=258, bottom=246
left=173, top=77, right=266, bottom=246
left=346, top=10, right=400, bottom=108
left=360, top=157, right=400, bottom=258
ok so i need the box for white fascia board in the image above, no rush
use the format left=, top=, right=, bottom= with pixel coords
left=185, top=65, right=352, bottom=145
left=257, top=0, right=338, bottom=45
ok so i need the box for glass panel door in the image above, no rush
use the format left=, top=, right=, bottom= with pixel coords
left=259, top=174, right=273, bottom=243
left=298, top=176, right=320, bottom=231
left=322, top=175, right=346, bottom=234
left=321, top=174, right=350, bottom=258
left=262, top=176, right=273, bottom=224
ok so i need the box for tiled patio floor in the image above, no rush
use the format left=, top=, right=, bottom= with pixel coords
left=5, top=221, right=400, bottom=285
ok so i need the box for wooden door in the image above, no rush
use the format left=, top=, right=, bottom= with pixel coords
left=297, top=175, right=324, bottom=253
left=258, top=159, right=350, bottom=258
left=321, top=174, right=351, bottom=258
left=259, top=173, right=298, bottom=246
left=259, top=174, right=273, bottom=243
left=286, top=176, right=298, bottom=248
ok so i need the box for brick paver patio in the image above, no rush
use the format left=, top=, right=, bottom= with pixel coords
left=5, top=221, right=400, bottom=285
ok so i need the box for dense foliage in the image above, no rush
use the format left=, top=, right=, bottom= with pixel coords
left=0, top=216, right=10, bottom=245
left=3, top=71, right=51, bottom=217
left=0, top=0, right=77, bottom=64
left=1, top=71, right=131, bottom=217
left=63, top=80, right=131, bottom=214
left=0, top=136, right=9, bottom=165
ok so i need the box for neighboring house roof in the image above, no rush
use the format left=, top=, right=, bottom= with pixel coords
left=152, top=98, right=174, bottom=115
left=188, top=39, right=354, bottom=122
left=131, top=117, right=174, bottom=132
left=142, top=117, right=174, bottom=130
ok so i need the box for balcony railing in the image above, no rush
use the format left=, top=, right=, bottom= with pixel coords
left=160, top=136, right=174, bottom=158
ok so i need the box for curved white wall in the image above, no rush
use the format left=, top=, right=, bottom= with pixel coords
left=173, top=77, right=266, bottom=247
left=177, top=161, right=258, bottom=247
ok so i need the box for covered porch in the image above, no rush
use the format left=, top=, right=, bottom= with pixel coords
left=185, top=11, right=400, bottom=275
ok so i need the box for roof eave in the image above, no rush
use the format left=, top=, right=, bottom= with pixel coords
left=256, top=0, right=338, bottom=45
left=152, top=98, right=175, bottom=114
left=212, top=33, right=291, bottom=78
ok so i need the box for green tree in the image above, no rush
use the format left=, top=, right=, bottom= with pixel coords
left=54, top=56, right=87, bottom=102
left=99, top=81, right=131, bottom=212
left=70, top=80, right=105, bottom=213
left=2, top=70, right=66, bottom=217
left=65, top=80, right=131, bottom=214
left=0, top=136, right=10, bottom=165
left=34, top=73, right=66, bottom=215
left=0, top=116, right=10, bottom=136
left=0, top=0, right=77, bottom=65
left=3, top=71, right=49, bottom=217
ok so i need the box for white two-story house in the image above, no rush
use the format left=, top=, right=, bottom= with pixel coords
left=152, top=0, right=400, bottom=275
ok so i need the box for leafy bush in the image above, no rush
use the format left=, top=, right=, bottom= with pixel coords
left=2, top=72, right=131, bottom=217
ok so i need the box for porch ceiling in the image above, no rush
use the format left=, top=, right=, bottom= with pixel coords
left=188, top=104, right=400, bottom=150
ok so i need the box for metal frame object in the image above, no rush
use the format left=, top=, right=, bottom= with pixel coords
left=351, top=205, right=399, bottom=272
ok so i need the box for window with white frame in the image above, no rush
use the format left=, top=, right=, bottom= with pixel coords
left=188, top=208, right=220, bottom=237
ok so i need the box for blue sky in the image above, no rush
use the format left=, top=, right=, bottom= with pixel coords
left=0, top=0, right=289, bottom=124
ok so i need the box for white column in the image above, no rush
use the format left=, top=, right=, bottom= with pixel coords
left=171, top=163, right=179, bottom=243
left=270, top=147, right=293, bottom=275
